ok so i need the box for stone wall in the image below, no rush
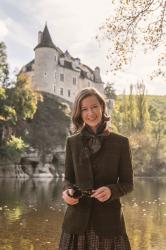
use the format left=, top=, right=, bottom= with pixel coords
left=0, top=149, right=65, bottom=179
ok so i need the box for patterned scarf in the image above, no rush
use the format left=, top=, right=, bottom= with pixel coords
left=81, top=121, right=110, bottom=154
left=76, top=122, right=110, bottom=190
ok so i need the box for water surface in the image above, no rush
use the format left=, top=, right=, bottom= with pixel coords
left=0, top=177, right=165, bottom=250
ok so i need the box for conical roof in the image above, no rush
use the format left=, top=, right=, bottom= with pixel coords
left=34, top=24, right=56, bottom=50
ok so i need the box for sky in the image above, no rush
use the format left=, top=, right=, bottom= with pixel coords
left=0, top=0, right=165, bottom=95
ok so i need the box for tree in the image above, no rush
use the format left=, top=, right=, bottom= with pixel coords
left=121, top=90, right=130, bottom=133
left=104, top=82, right=117, bottom=100
left=111, top=90, right=166, bottom=175
left=0, top=42, right=9, bottom=87
left=1, top=135, right=28, bottom=162
left=149, top=100, right=166, bottom=169
left=98, top=0, right=166, bottom=78
left=104, top=82, right=117, bottom=111
left=111, top=82, right=150, bottom=134
left=0, top=76, right=41, bottom=161
left=128, top=84, right=137, bottom=131
left=135, top=82, right=150, bottom=131
left=10, top=74, right=41, bottom=122
left=0, top=87, right=17, bottom=145
left=0, top=43, right=41, bottom=163
left=0, top=87, right=17, bottom=124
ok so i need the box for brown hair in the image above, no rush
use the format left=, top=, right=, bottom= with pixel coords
left=71, top=87, right=109, bottom=133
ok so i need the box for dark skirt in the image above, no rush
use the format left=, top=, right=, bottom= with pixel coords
left=59, top=227, right=131, bottom=250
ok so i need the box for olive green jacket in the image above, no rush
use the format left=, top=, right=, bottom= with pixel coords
left=62, top=132, right=133, bottom=236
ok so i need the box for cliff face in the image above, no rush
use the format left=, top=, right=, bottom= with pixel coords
left=7, top=92, right=71, bottom=178
left=18, top=92, right=71, bottom=150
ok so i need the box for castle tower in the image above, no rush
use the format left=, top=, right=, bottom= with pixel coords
left=33, top=24, right=59, bottom=93
left=21, top=24, right=104, bottom=102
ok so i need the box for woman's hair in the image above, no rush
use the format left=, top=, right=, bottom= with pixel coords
left=71, top=87, right=109, bottom=133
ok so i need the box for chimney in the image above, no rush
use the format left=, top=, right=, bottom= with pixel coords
left=94, top=66, right=101, bottom=83
left=38, top=31, right=43, bottom=44
left=73, top=58, right=80, bottom=68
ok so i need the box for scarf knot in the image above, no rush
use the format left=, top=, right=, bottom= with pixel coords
left=81, top=122, right=110, bottom=154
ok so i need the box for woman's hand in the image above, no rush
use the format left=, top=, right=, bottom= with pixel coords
left=91, top=186, right=111, bottom=202
left=62, top=189, right=79, bottom=205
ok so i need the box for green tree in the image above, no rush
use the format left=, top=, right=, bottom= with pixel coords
left=111, top=82, right=150, bottom=134
left=0, top=42, right=9, bottom=87
left=1, top=135, right=28, bottom=162
left=104, top=82, right=117, bottom=100
left=0, top=87, right=17, bottom=124
left=121, top=90, right=130, bottom=134
left=0, top=43, right=40, bottom=163
left=149, top=103, right=166, bottom=171
left=0, top=76, right=40, bottom=161
left=128, top=84, right=137, bottom=131
left=0, top=87, right=17, bottom=146
left=10, top=74, right=41, bottom=122
left=135, top=82, right=150, bottom=131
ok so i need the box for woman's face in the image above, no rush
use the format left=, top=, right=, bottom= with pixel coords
left=80, top=95, right=103, bottom=133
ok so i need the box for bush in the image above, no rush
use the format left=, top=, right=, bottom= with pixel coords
left=1, top=135, right=28, bottom=163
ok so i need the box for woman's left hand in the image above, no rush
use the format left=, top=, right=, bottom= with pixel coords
left=91, top=186, right=111, bottom=202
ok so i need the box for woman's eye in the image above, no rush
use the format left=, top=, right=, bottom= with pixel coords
left=81, top=108, right=87, bottom=112
left=81, top=105, right=98, bottom=112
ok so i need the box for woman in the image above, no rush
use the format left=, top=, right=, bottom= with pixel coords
left=59, top=87, right=133, bottom=250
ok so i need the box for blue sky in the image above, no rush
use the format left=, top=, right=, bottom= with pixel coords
left=0, top=0, right=165, bottom=95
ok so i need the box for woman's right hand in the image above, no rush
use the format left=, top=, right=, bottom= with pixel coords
left=62, top=189, right=79, bottom=205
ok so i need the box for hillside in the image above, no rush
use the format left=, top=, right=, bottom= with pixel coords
left=118, top=95, right=166, bottom=114
left=15, top=92, right=71, bottom=153
left=147, top=95, right=166, bottom=115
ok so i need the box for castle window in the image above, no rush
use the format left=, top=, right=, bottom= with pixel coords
left=68, top=90, right=71, bottom=97
left=60, top=88, right=63, bottom=96
left=44, top=72, right=47, bottom=77
left=54, top=84, right=56, bottom=93
left=60, top=74, right=64, bottom=82
left=73, top=77, right=76, bottom=85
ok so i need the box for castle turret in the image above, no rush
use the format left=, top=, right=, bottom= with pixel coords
left=33, top=24, right=59, bottom=93
left=21, top=24, right=105, bottom=102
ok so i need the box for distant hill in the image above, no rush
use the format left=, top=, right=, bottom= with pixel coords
left=118, top=95, right=166, bottom=114
left=146, top=95, right=166, bottom=113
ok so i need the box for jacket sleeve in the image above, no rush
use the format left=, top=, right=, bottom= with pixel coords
left=63, top=137, right=75, bottom=191
left=107, top=137, right=134, bottom=201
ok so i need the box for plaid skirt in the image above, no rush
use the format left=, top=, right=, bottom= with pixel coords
left=58, top=226, right=131, bottom=250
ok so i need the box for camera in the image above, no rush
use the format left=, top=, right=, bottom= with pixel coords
left=67, top=185, right=93, bottom=199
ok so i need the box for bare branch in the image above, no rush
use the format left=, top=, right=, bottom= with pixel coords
left=98, top=0, right=166, bottom=78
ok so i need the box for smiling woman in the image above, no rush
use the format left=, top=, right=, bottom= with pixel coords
left=80, top=95, right=103, bottom=133
left=59, top=87, right=133, bottom=250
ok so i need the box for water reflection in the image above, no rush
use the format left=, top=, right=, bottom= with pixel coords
left=0, top=177, right=165, bottom=250
left=123, top=178, right=166, bottom=250
left=0, top=178, right=65, bottom=250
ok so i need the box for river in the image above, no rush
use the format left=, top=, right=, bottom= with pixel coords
left=0, top=177, right=165, bottom=250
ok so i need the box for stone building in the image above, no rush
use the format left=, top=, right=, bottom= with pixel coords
left=21, top=24, right=104, bottom=102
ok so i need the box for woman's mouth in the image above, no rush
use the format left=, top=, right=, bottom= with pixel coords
left=88, top=118, right=97, bottom=122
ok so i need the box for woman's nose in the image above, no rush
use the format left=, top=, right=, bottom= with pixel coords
left=87, top=108, right=94, bottom=115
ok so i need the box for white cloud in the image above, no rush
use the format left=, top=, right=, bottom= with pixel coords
left=0, top=20, right=8, bottom=40
left=103, top=70, right=166, bottom=96
left=1, top=0, right=165, bottom=95
left=4, top=18, right=34, bottom=49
